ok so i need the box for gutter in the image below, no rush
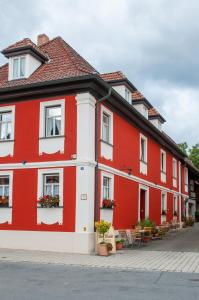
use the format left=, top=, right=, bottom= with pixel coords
left=94, top=88, right=112, bottom=222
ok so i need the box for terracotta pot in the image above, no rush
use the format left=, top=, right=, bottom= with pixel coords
left=116, top=242, right=123, bottom=250
left=97, top=243, right=109, bottom=256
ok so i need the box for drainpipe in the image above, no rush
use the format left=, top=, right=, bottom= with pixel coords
left=179, top=161, right=182, bottom=227
left=95, top=88, right=112, bottom=222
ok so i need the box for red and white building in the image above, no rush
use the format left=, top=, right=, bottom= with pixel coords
left=0, top=34, right=198, bottom=253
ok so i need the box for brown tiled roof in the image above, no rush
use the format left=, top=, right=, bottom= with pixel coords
left=2, top=38, right=48, bottom=61
left=148, top=107, right=160, bottom=117
left=100, top=71, right=126, bottom=82
left=0, top=36, right=98, bottom=89
left=132, top=91, right=144, bottom=100
left=149, top=107, right=166, bottom=122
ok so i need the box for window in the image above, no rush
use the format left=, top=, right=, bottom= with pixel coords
left=0, top=176, right=9, bottom=197
left=184, top=167, right=188, bottom=192
left=45, top=106, right=61, bottom=137
left=102, top=112, right=110, bottom=143
left=161, top=150, right=166, bottom=173
left=103, top=176, right=110, bottom=199
left=143, top=106, right=148, bottom=119
left=43, top=174, right=59, bottom=196
left=173, top=195, right=178, bottom=213
left=140, top=136, right=147, bottom=163
left=0, top=112, right=12, bottom=140
left=125, top=88, right=131, bottom=103
left=161, top=192, right=167, bottom=212
left=12, top=57, right=26, bottom=79
left=172, top=158, right=177, bottom=178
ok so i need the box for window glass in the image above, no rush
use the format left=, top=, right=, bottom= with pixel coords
left=20, top=57, right=26, bottom=77
left=102, top=113, right=110, bottom=143
left=44, top=174, right=59, bottom=196
left=0, top=176, right=9, bottom=197
left=140, top=138, right=146, bottom=162
left=0, top=112, right=12, bottom=140
left=161, top=193, right=166, bottom=210
left=161, top=151, right=166, bottom=172
left=13, top=58, right=18, bottom=79
left=45, top=106, right=61, bottom=137
left=103, top=176, right=110, bottom=199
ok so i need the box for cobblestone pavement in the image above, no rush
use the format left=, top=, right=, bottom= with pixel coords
left=0, top=224, right=198, bottom=274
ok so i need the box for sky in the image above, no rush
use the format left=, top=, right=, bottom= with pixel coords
left=0, top=0, right=199, bottom=147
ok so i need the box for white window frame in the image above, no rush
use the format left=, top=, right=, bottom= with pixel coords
left=37, top=168, right=64, bottom=206
left=160, top=149, right=166, bottom=173
left=101, top=105, right=113, bottom=145
left=0, top=106, right=15, bottom=141
left=11, top=56, right=26, bottom=80
left=101, top=171, right=114, bottom=206
left=0, top=171, right=13, bottom=207
left=172, top=158, right=177, bottom=179
left=184, top=167, right=188, bottom=192
left=173, top=195, right=178, bottom=214
left=140, top=134, right=147, bottom=164
left=125, top=88, right=131, bottom=103
left=161, top=192, right=167, bottom=213
left=39, top=99, right=65, bottom=139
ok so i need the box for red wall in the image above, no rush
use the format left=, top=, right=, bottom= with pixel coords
left=99, top=102, right=186, bottom=227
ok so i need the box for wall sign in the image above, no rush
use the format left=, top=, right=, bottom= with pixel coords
left=81, top=194, right=87, bottom=200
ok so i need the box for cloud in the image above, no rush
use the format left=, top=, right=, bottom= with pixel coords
left=0, top=0, right=199, bottom=145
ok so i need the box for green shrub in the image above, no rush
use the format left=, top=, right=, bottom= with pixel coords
left=195, top=211, right=199, bottom=222
left=138, top=218, right=156, bottom=229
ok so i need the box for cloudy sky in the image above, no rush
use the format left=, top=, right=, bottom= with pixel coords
left=0, top=0, right=198, bottom=146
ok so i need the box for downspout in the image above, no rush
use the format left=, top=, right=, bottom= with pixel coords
left=95, top=88, right=112, bottom=222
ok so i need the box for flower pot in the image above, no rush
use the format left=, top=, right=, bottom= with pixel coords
left=116, top=242, right=123, bottom=250
left=97, top=243, right=109, bottom=256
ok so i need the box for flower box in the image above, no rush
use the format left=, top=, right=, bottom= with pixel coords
left=0, top=196, right=9, bottom=207
left=102, top=199, right=115, bottom=209
left=37, top=195, right=59, bottom=208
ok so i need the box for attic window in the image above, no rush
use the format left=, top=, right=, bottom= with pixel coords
left=12, top=56, right=26, bottom=79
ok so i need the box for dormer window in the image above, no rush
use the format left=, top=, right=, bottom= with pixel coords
left=125, top=88, right=131, bottom=103
left=12, top=56, right=26, bottom=79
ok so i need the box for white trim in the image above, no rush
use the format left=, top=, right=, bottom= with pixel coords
left=37, top=168, right=64, bottom=205
left=173, top=194, right=178, bottom=214
left=138, top=184, right=149, bottom=222
left=0, top=170, right=13, bottom=224
left=184, top=167, right=188, bottom=192
left=98, top=163, right=188, bottom=198
left=100, top=171, right=114, bottom=205
left=161, top=191, right=167, bottom=224
left=39, top=99, right=65, bottom=138
left=100, top=105, right=113, bottom=161
left=100, top=105, right=113, bottom=145
left=140, top=134, right=148, bottom=175
left=100, top=171, right=114, bottom=224
left=39, top=99, right=65, bottom=155
left=0, top=170, right=13, bottom=206
left=37, top=168, right=64, bottom=225
left=0, top=105, right=15, bottom=157
left=160, top=149, right=167, bottom=183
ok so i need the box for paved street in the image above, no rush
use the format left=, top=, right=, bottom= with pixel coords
left=0, top=262, right=199, bottom=300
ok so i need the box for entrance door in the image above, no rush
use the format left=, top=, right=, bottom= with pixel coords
left=140, top=189, right=146, bottom=220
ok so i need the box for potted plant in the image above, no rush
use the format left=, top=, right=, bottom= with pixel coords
left=95, top=220, right=111, bottom=256
left=0, top=196, right=9, bottom=207
left=195, top=211, right=199, bottom=222
left=116, top=239, right=124, bottom=250
left=37, top=195, right=59, bottom=208
left=102, top=199, right=115, bottom=209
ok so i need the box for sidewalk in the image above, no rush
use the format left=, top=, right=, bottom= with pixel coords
left=0, top=248, right=199, bottom=274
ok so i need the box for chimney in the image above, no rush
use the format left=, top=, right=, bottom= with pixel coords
left=37, top=34, right=49, bottom=46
